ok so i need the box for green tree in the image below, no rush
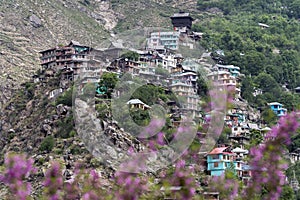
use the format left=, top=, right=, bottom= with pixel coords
left=155, top=67, right=169, bottom=77
left=261, top=108, right=277, bottom=126
left=56, top=87, right=73, bottom=106
left=121, top=51, right=140, bottom=61
left=289, top=128, right=300, bottom=152
left=217, top=127, right=231, bottom=144
left=98, top=72, right=118, bottom=98
left=248, top=129, right=264, bottom=148
left=130, top=108, right=150, bottom=126
left=39, top=136, right=55, bottom=152
left=280, top=185, right=296, bottom=200
left=197, top=73, right=208, bottom=97
left=241, top=76, right=255, bottom=103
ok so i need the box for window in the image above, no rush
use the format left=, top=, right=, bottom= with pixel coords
left=211, top=154, right=219, bottom=159
left=214, top=162, right=219, bottom=168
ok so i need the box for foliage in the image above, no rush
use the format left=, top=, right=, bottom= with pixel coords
left=196, top=74, right=208, bottom=97
left=288, top=128, right=300, bottom=153
left=0, top=154, right=36, bottom=200
left=194, top=1, right=300, bottom=109
left=39, top=136, right=55, bottom=152
left=56, top=87, right=73, bottom=106
left=57, top=115, right=75, bottom=138
left=245, top=113, right=299, bottom=199
left=130, top=108, right=150, bottom=126
left=248, top=129, right=264, bottom=148
left=95, top=103, right=110, bottom=119
left=155, top=67, right=169, bottom=77
left=286, top=162, right=300, bottom=194
left=98, top=72, right=118, bottom=98
left=131, top=84, right=175, bottom=106
left=0, top=112, right=299, bottom=199
left=241, top=76, right=255, bottom=103
left=261, top=108, right=278, bottom=126
left=279, top=185, right=296, bottom=200
left=120, top=50, right=140, bottom=61
left=23, top=82, right=36, bottom=100
left=217, top=126, right=231, bottom=144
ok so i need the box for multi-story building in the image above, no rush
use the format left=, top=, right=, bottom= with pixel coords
left=40, top=40, right=90, bottom=70
left=147, top=31, right=180, bottom=50
left=39, top=41, right=92, bottom=82
left=207, top=147, right=243, bottom=177
left=215, top=64, right=240, bottom=78
left=207, top=71, right=240, bottom=97
left=170, top=70, right=200, bottom=118
left=268, top=102, right=287, bottom=117
left=229, top=126, right=250, bottom=148
left=161, top=54, right=178, bottom=73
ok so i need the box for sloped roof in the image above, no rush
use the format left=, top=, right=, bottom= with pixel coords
left=232, top=147, right=248, bottom=154
left=207, top=70, right=230, bottom=76
left=208, top=147, right=229, bottom=155
left=70, top=40, right=81, bottom=46
left=126, top=99, right=151, bottom=108
left=171, top=12, right=192, bottom=18
left=268, top=102, right=282, bottom=106
left=261, top=127, right=271, bottom=131
left=248, top=123, right=259, bottom=130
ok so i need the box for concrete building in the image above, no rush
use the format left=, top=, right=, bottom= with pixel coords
left=147, top=31, right=180, bottom=50
left=207, top=147, right=243, bottom=177
left=268, top=102, right=287, bottom=117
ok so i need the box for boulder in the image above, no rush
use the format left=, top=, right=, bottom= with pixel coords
left=42, top=124, right=51, bottom=133
left=56, top=104, right=68, bottom=115
left=29, top=14, right=42, bottom=28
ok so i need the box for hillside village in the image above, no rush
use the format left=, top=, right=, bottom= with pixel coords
left=35, top=11, right=300, bottom=197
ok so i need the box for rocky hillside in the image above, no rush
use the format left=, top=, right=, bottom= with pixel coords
left=0, top=70, right=147, bottom=197
left=0, top=0, right=200, bottom=107
left=0, top=0, right=114, bottom=106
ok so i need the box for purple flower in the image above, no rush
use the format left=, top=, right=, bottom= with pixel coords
left=43, top=162, right=63, bottom=199
left=0, top=153, right=36, bottom=200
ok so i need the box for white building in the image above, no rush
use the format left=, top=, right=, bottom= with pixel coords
left=147, top=31, right=180, bottom=50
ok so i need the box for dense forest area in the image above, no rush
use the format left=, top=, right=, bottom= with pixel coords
left=194, top=0, right=300, bottom=110
left=194, top=2, right=300, bottom=192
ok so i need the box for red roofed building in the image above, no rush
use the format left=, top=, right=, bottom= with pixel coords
left=207, top=146, right=243, bottom=177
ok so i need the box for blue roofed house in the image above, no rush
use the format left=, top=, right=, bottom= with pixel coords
left=268, top=102, right=287, bottom=117
left=207, top=147, right=243, bottom=177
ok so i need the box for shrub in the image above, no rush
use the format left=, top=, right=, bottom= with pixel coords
left=56, top=87, right=73, bottom=106
left=57, top=115, right=74, bottom=138
left=69, top=130, right=76, bottom=137
left=39, top=136, right=55, bottom=152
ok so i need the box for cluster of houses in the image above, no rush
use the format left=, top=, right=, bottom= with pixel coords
left=36, top=11, right=299, bottom=199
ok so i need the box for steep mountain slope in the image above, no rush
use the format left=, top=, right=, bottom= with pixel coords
left=0, top=0, right=115, bottom=106
left=0, top=0, right=199, bottom=107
